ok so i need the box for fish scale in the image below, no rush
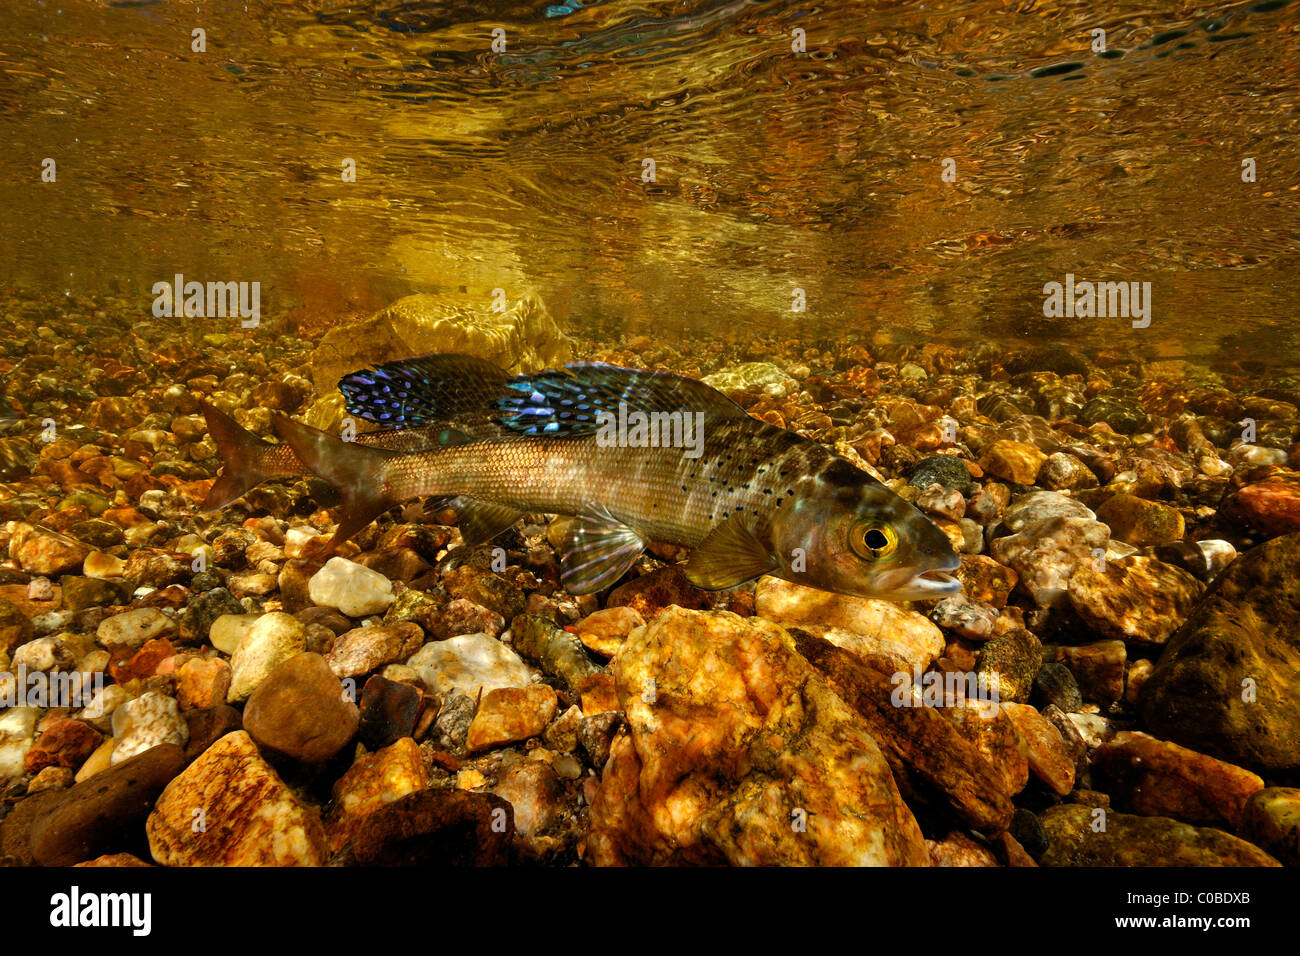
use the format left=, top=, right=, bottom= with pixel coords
left=382, top=417, right=822, bottom=549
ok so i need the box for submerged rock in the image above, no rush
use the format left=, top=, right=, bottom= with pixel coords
left=1140, top=533, right=1300, bottom=774
left=1239, top=788, right=1300, bottom=866
left=146, top=730, right=327, bottom=866
left=407, top=632, right=536, bottom=697
left=466, top=686, right=558, bottom=752
left=243, top=653, right=359, bottom=763
left=587, top=607, right=928, bottom=866
left=308, top=557, right=395, bottom=618
left=1038, top=804, right=1279, bottom=867
left=1067, top=556, right=1203, bottom=645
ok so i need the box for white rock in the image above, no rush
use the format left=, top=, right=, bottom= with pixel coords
left=96, top=607, right=176, bottom=649
left=1001, top=490, right=1095, bottom=532
left=754, top=576, right=945, bottom=671
left=284, top=526, right=327, bottom=559
left=11, top=636, right=57, bottom=672
left=0, top=707, right=41, bottom=781
left=208, top=612, right=262, bottom=655
left=111, top=690, right=189, bottom=765
left=308, top=557, right=394, bottom=617
left=408, top=633, right=537, bottom=698
left=1197, top=539, right=1237, bottom=578
left=227, top=612, right=307, bottom=702
left=78, top=684, right=135, bottom=733
left=990, top=516, right=1111, bottom=607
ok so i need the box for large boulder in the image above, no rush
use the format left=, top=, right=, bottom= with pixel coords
left=586, top=607, right=928, bottom=867
left=1140, top=533, right=1300, bottom=774
left=307, top=291, right=571, bottom=396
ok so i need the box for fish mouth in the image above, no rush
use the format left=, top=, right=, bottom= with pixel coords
left=872, top=555, right=963, bottom=600
left=904, top=568, right=962, bottom=597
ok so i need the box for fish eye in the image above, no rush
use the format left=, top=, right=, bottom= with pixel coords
left=849, top=522, right=899, bottom=561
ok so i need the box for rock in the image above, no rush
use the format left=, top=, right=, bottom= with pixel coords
left=325, top=622, right=424, bottom=680
left=927, top=830, right=999, bottom=867
left=181, top=703, right=242, bottom=762
left=179, top=587, right=244, bottom=643
left=208, top=612, right=260, bottom=655
left=176, top=657, right=232, bottom=710
left=308, top=557, right=395, bottom=618
left=1239, top=788, right=1300, bottom=866
left=421, top=598, right=505, bottom=640
left=755, top=576, right=944, bottom=671
left=978, top=440, right=1046, bottom=485
left=976, top=628, right=1042, bottom=703
left=542, top=705, right=583, bottom=753
left=1067, top=556, right=1202, bottom=645
left=991, top=516, right=1110, bottom=606
left=0, top=598, right=33, bottom=654
left=1079, top=394, right=1149, bottom=435
left=1054, top=640, right=1126, bottom=704
left=578, top=673, right=620, bottom=716
left=1038, top=804, right=1279, bottom=867
left=28, top=744, right=187, bottom=866
left=1093, top=731, right=1264, bottom=829
left=1001, top=490, right=1094, bottom=532
left=930, top=595, right=998, bottom=640
left=572, top=606, right=644, bottom=657
left=1032, top=662, right=1083, bottom=713
left=408, top=632, right=536, bottom=698
left=147, top=731, right=328, bottom=866
left=96, top=607, right=176, bottom=650
left=1220, top=473, right=1300, bottom=537
left=701, top=362, right=797, bottom=399
left=578, top=712, right=620, bottom=769
left=587, top=607, right=930, bottom=866
left=24, top=718, right=103, bottom=774
left=110, top=690, right=188, bottom=765
left=1094, top=494, right=1185, bottom=547
left=307, top=291, right=569, bottom=398
left=442, top=566, right=526, bottom=621
left=466, top=686, right=559, bottom=752
left=509, top=615, right=601, bottom=692
left=954, top=555, right=1018, bottom=608
left=73, top=853, right=152, bottom=867
left=906, top=455, right=975, bottom=495
left=243, top=653, right=359, bottom=763
left=350, top=788, right=514, bottom=866
left=606, top=566, right=711, bottom=618
left=15, top=529, right=92, bottom=576
left=28, top=765, right=75, bottom=793
left=325, top=736, right=430, bottom=853
left=357, top=675, right=423, bottom=751
left=999, top=703, right=1075, bottom=796
left=916, top=484, right=966, bottom=521
left=490, top=758, right=577, bottom=861
left=940, top=698, right=1029, bottom=796
left=431, top=692, right=478, bottom=756
left=227, top=612, right=307, bottom=703
left=1140, top=533, right=1300, bottom=773
left=1040, top=452, right=1099, bottom=491
left=60, top=576, right=127, bottom=611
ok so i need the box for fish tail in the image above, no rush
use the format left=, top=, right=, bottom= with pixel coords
left=201, top=401, right=283, bottom=510
left=272, top=413, right=397, bottom=553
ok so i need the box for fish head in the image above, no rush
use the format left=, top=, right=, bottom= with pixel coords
left=772, top=459, right=962, bottom=601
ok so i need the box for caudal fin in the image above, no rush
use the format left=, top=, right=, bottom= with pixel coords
left=201, top=401, right=283, bottom=510
left=272, top=413, right=397, bottom=553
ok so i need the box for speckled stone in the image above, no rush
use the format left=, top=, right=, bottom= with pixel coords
left=325, top=736, right=430, bottom=853
left=466, top=685, right=558, bottom=752
left=324, top=621, right=424, bottom=680
left=1067, top=556, right=1202, bottom=645
left=1038, top=804, right=1280, bottom=867
left=146, top=730, right=327, bottom=866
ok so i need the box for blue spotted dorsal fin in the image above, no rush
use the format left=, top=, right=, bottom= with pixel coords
left=338, top=353, right=512, bottom=427
left=497, top=362, right=748, bottom=437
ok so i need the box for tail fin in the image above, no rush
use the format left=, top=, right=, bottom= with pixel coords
left=272, top=413, right=397, bottom=553
left=201, top=401, right=282, bottom=511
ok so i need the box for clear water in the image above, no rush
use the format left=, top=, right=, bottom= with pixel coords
left=2, top=0, right=1298, bottom=369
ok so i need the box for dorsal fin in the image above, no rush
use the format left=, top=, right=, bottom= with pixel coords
left=338, top=353, right=512, bottom=427
left=497, top=362, right=750, bottom=437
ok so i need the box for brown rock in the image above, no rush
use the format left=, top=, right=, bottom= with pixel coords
left=325, top=737, right=430, bottom=853
left=243, top=652, right=359, bottom=763
left=1093, top=731, right=1264, bottom=829
left=176, top=657, right=232, bottom=710
left=351, top=788, right=514, bottom=866
left=325, top=622, right=424, bottom=680
left=605, top=566, right=710, bottom=619
left=24, top=717, right=104, bottom=774
left=182, top=704, right=243, bottom=762
left=466, top=686, right=559, bottom=752
left=1000, top=702, right=1076, bottom=796
left=578, top=673, right=620, bottom=715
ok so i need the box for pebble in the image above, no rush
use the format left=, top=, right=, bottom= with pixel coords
left=325, top=736, right=430, bottom=853
left=408, top=632, right=537, bottom=698
left=207, top=612, right=260, bottom=655
left=990, top=516, right=1110, bottom=606
left=1239, top=787, right=1300, bottom=866
left=977, top=439, right=1046, bottom=485
left=226, top=611, right=307, bottom=702
left=110, top=690, right=189, bottom=765
left=325, top=621, right=424, bottom=680
left=466, top=685, right=559, bottom=752
left=24, top=717, right=103, bottom=774
left=930, top=595, right=998, bottom=640
left=510, top=615, right=602, bottom=692
left=308, top=556, right=395, bottom=617
left=175, top=657, right=232, bottom=710
left=1067, top=556, right=1203, bottom=645
left=356, top=675, right=423, bottom=750
left=242, top=652, right=359, bottom=763
left=1001, top=491, right=1095, bottom=532
left=1038, top=804, right=1279, bottom=867
left=95, top=607, right=176, bottom=650
left=1094, top=493, right=1185, bottom=547
left=1053, top=640, right=1126, bottom=704
left=571, top=606, right=645, bottom=657
left=1039, top=452, right=1098, bottom=490
left=976, top=628, right=1042, bottom=703
left=351, top=788, right=513, bottom=866
left=1000, top=702, right=1076, bottom=796
left=954, top=555, right=1018, bottom=608
left=147, top=730, right=328, bottom=866
left=755, top=575, right=945, bottom=671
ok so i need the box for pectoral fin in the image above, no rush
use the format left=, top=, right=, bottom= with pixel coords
left=559, top=515, right=647, bottom=594
left=453, top=498, right=525, bottom=547
left=684, top=516, right=777, bottom=590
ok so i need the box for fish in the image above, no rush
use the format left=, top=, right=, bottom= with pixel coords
left=268, top=355, right=961, bottom=601
left=200, top=354, right=516, bottom=511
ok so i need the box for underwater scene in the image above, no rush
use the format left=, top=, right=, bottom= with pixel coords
left=2, top=0, right=1299, bottom=890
